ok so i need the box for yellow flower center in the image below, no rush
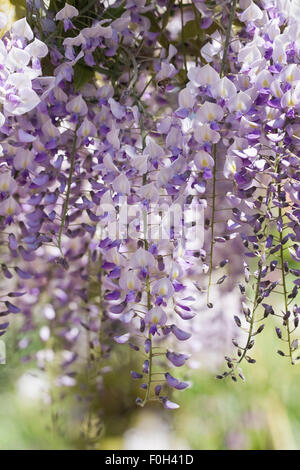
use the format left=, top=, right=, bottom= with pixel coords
left=158, top=286, right=166, bottom=296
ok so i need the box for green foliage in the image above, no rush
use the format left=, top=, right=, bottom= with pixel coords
left=73, top=63, right=95, bottom=92
left=142, top=11, right=169, bottom=49
left=101, top=2, right=126, bottom=21
left=9, top=0, right=26, bottom=16
left=173, top=325, right=300, bottom=450
left=182, top=20, right=203, bottom=41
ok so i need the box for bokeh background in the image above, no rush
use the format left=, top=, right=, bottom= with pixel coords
left=1, top=316, right=300, bottom=450
left=0, top=0, right=299, bottom=451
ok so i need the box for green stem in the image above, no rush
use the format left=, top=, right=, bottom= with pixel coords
left=140, top=222, right=153, bottom=407
left=142, top=333, right=153, bottom=406
left=237, top=265, right=262, bottom=365
left=162, top=0, right=175, bottom=30
left=206, top=144, right=217, bottom=307
left=233, top=158, right=276, bottom=371
left=207, top=0, right=237, bottom=304
left=277, top=174, right=293, bottom=363
left=140, top=120, right=153, bottom=406
left=191, top=3, right=204, bottom=66
left=180, top=0, right=188, bottom=75
left=57, top=130, right=78, bottom=254
left=98, top=252, right=103, bottom=350
left=279, top=225, right=292, bottom=362
left=221, top=0, right=238, bottom=77
left=137, top=76, right=154, bottom=100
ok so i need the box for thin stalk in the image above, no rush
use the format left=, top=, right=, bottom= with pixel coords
left=137, top=76, right=154, bottom=100
left=206, top=144, right=217, bottom=307
left=57, top=129, right=78, bottom=254
left=180, top=0, right=188, bottom=74
left=138, top=110, right=153, bottom=407
left=140, top=217, right=153, bottom=407
left=237, top=264, right=262, bottom=365
left=206, top=0, right=237, bottom=305
left=221, top=0, right=238, bottom=76
left=232, top=161, right=276, bottom=371
left=278, top=185, right=293, bottom=363
left=98, top=252, right=103, bottom=350
left=162, top=0, right=175, bottom=30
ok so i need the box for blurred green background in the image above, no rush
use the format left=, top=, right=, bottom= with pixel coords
left=1, top=318, right=300, bottom=450
left=0, top=0, right=298, bottom=452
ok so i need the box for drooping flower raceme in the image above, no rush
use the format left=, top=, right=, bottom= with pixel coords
left=0, top=0, right=299, bottom=423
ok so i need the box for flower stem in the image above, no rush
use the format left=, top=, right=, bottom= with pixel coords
left=180, top=0, right=188, bottom=75
left=206, top=143, right=217, bottom=307
left=221, top=0, right=238, bottom=76
left=57, top=130, right=78, bottom=254
left=277, top=171, right=293, bottom=363
left=279, top=222, right=293, bottom=362
left=98, top=252, right=103, bottom=351
left=140, top=241, right=153, bottom=406
left=140, top=117, right=153, bottom=407
left=207, top=1, right=237, bottom=304
left=237, top=264, right=262, bottom=365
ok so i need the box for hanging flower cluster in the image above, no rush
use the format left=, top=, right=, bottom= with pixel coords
left=0, top=0, right=299, bottom=421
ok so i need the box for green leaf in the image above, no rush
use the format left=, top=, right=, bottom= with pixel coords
left=182, top=20, right=200, bottom=41
left=205, top=21, right=220, bottom=36
left=73, top=63, right=95, bottom=92
left=142, top=11, right=170, bottom=49
left=142, top=11, right=161, bottom=33
left=102, top=2, right=126, bottom=21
